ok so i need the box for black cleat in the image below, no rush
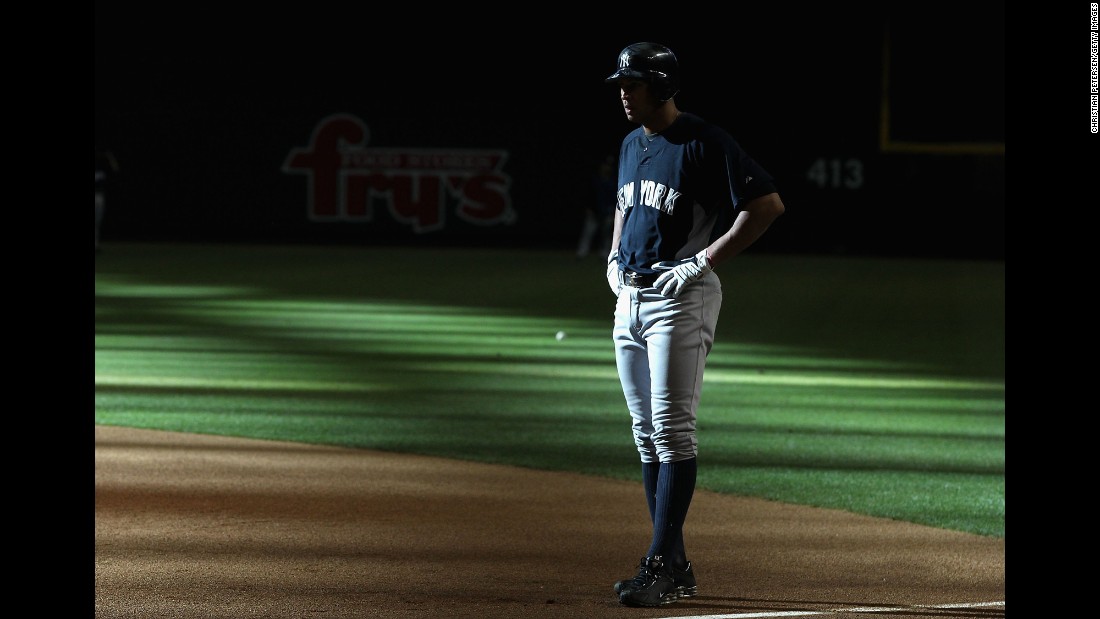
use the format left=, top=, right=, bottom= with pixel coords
left=617, top=556, right=679, bottom=607
left=614, top=559, right=696, bottom=598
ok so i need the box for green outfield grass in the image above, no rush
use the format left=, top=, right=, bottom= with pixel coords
left=94, top=243, right=1005, bottom=537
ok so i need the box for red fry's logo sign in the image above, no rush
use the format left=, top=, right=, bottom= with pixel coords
left=282, top=114, right=515, bottom=232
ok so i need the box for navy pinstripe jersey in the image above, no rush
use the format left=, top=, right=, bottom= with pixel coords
left=614, top=112, right=776, bottom=275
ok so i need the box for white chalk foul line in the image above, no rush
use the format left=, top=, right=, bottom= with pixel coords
left=656, top=600, right=1005, bottom=619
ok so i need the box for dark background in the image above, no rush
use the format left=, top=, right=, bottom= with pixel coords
left=94, top=4, right=1005, bottom=260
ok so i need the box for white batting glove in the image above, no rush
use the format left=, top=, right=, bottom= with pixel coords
left=653, top=249, right=712, bottom=298
left=606, top=250, right=623, bottom=296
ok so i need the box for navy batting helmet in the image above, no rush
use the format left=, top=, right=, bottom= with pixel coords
left=605, top=42, right=680, bottom=102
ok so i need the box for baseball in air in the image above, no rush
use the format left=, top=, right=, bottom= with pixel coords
left=555, top=331, right=567, bottom=341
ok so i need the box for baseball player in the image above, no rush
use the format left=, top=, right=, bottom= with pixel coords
left=603, top=42, right=786, bottom=607
left=95, top=148, right=119, bottom=253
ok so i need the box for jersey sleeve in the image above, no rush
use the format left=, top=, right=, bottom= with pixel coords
left=727, top=141, right=776, bottom=207
left=700, top=128, right=777, bottom=243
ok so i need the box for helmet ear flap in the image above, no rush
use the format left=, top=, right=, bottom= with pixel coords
left=652, top=75, right=679, bottom=103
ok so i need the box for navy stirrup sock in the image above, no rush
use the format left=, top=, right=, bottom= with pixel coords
left=646, top=457, right=697, bottom=567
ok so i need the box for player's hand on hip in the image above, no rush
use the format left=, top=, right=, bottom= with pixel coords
left=606, top=250, right=623, bottom=296
left=653, top=249, right=712, bottom=297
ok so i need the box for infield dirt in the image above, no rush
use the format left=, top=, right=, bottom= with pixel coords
left=95, top=425, right=1004, bottom=619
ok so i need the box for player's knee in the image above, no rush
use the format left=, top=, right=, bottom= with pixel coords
left=653, top=431, right=697, bottom=461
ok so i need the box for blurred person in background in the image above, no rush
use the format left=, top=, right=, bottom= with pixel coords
left=95, top=148, right=119, bottom=253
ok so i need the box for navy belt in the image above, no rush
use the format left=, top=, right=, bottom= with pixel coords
left=622, top=270, right=658, bottom=287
